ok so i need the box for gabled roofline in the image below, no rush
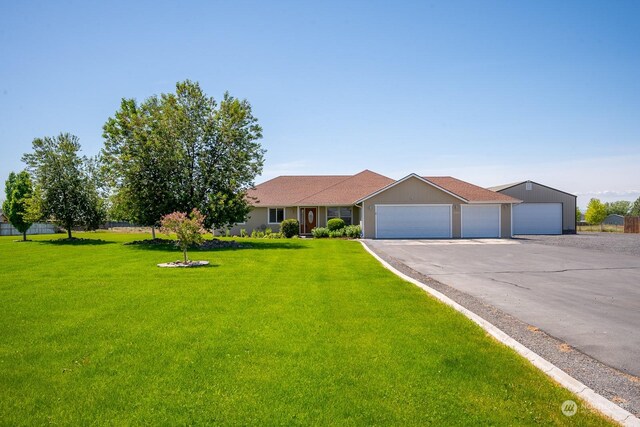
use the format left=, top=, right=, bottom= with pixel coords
left=355, top=173, right=468, bottom=204
left=487, top=181, right=526, bottom=192
left=468, top=200, right=522, bottom=204
left=491, top=180, right=577, bottom=198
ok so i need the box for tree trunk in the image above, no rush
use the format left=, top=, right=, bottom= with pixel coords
left=183, top=248, right=188, bottom=263
left=22, top=231, right=27, bottom=241
left=67, top=227, right=72, bottom=239
left=151, top=226, right=156, bottom=239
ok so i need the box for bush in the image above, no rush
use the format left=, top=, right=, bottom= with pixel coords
left=265, top=232, right=282, bottom=239
left=327, top=218, right=345, bottom=231
left=344, top=225, right=361, bottom=239
left=311, top=227, right=329, bottom=238
left=240, top=228, right=247, bottom=238
left=328, top=228, right=345, bottom=238
left=265, top=227, right=272, bottom=236
left=251, top=230, right=265, bottom=238
left=280, top=219, right=299, bottom=238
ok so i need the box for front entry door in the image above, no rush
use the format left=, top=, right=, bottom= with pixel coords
left=301, top=207, right=317, bottom=234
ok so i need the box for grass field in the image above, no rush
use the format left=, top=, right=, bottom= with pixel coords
left=0, top=232, right=613, bottom=425
left=577, top=224, right=624, bottom=233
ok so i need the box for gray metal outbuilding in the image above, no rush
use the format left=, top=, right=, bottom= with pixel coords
left=488, top=181, right=576, bottom=234
left=603, top=214, right=624, bottom=226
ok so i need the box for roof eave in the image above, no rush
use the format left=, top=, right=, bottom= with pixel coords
left=356, top=173, right=468, bottom=204
left=468, top=199, right=522, bottom=204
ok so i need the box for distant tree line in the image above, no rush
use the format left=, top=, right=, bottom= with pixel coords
left=3, top=80, right=264, bottom=239
left=579, top=197, right=640, bottom=227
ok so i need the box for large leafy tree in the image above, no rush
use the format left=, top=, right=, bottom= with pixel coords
left=102, top=80, right=264, bottom=235
left=22, top=133, right=106, bottom=239
left=604, top=200, right=631, bottom=216
left=2, top=171, right=34, bottom=241
left=585, top=198, right=607, bottom=227
left=631, top=196, right=640, bottom=216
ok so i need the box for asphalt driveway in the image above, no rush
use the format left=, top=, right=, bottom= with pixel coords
left=365, top=236, right=640, bottom=377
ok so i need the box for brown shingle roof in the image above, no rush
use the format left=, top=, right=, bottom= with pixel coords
left=425, top=176, right=521, bottom=203
left=248, top=171, right=519, bottom=206
left=298, top=170, right=395, bottom=205
left=248, top=170, right=394, bottom=206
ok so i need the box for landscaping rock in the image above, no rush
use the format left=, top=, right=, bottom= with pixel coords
left=157, top=260, right=210, bottom=268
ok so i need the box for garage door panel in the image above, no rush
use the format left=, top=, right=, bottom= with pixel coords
left=462, top=205, right=500, bottom=238
left=376, top=205, right=451, bottom=238
left=514, top=203, right=562, bottom=235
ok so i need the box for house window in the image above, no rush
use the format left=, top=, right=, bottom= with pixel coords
left=268, top=208, right=284, bottom=224
left=525, top=182, right=532, bottom=191
left=327, top=207, right=352, bottom=225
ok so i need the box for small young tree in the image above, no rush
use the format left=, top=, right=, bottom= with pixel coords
left=585, top=198, right=607, bottom=229
left=160, top=209, right=206, bottom=263
left=3, top=171, right=34, bottom=241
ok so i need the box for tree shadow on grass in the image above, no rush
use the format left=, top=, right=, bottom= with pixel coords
left=124, top=239, right=307, bottom=253
left=37, top=237, right=115, bottom=246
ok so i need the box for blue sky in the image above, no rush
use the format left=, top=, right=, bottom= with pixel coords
left=1, top=0, right=638, bottom=209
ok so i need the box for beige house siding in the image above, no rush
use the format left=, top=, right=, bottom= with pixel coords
left=452, top=205, right=462, bottom=238
left=501, top=203, right=512, bottom=237
left=222, top=206, right=299, bottom=236
left=222, top=205, right=359, bottom=236
left=285, top=207, right=297, bottom=222
left=361, top=176, right=514, bottom=239
left=498, top=182, right=576, bottom=233
left=352, top=206, right=360, bottom=228
left=221, top=207, right=266, bottom=236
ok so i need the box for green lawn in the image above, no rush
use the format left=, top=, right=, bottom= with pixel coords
left=0, top=232, right=612, bottom=425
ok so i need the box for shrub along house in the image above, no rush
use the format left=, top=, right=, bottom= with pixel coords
left=225, top=170, right=522, bottom=239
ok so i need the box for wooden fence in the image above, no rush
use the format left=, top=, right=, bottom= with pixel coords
left=624, top=216, right=640, bottom=233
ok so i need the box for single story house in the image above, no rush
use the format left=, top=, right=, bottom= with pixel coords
left=488, top=180, right=577, bottom=235
left=226, top=170, right=521, bottom=239
left=603, top=214, right=624, bottom=226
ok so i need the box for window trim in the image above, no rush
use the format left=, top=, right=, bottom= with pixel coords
left=268, top=207, right=285, bottom=224
left=327, top=206, right=353, bottom=225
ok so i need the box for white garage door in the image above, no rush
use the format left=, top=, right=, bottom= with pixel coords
left=461, top=205, right=500, bottom=238
left=513, top=203, right=562, bottom=235
left=376, top=205, right=451, bottom=238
